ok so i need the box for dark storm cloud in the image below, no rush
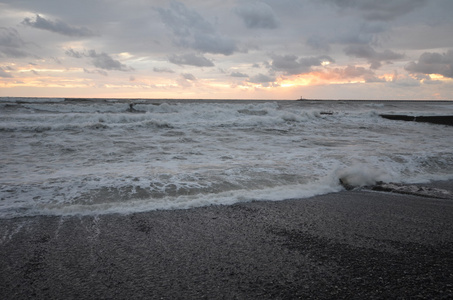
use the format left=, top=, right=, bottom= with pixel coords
left=235, top=2, right=279, bottom=29
left=405, top=50, right=453, bottom=78
left=344, top=45, right=404, bottom=69
left=325, top=0, right=427, bottom=21
left=271, top=54, right=335, bottom=75
left=168, top=53, right=214, bottom=67
left=22, top=14, right=95, bottom=37
left=0, top=27, right=30, bottom=58
left=65, top=48, right=133, bottom=71
left=156, top=1, right=237, bottom=55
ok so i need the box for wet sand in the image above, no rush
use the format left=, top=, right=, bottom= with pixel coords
left=1, top=181, right=453, bottom=299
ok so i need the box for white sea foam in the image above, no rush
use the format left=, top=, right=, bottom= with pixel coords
left=1, top=99, right=452, bottom=218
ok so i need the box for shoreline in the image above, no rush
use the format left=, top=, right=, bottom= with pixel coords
left=1, top=181, right=453, bottom=299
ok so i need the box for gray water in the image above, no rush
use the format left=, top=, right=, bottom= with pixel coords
left=1, top=98, right=452, bottom=218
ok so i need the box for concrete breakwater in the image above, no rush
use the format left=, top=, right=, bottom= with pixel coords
left=380, top=114, right=453, bottom=126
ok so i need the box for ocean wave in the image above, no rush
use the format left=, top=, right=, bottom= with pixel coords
left=0, top=102, right=334, bottom=132
left=1, top=99, right=453, bottom=218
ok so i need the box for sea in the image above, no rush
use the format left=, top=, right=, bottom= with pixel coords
left=1, top=97, right=452, bottom=218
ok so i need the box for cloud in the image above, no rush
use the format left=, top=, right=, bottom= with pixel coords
left=168, top=53, right=214, bottom=67
left=87, top=50, right=133, bottom=71
left=330, top=65, right=375, bottom=78
left=306, top=21, right=389, bottom=53
left=331, top=22, right=389, bottom=47
left=22, top=14, right=95, bottom=37
left=65, top=48, right=133, bottom=71
left=344, top=45, right=404, bottom=69
left=391, top=76, right=421, bottom=87
left=65, top=48, right=83, bottom=58
left=156, top=1, right=237, bottom=55
left=422, top=77, right=443, bottom=85
left=177, top=72, right=197, bottom=87
left=1, top=0, right=451, bottom=100
left=248, top=73, right=276, bottom=83
left=156, top=1, right=212, bottom=37
left=235, top=2, right=279, bottom=29
left=231, top=72, right=248, bottom=78
left=389, top=70, right=420, bottom=86
left=306, top=36, right=331, bottom=52
left=340, top=65, right=375, bottom=78
left=405, top=50, right=453, bottom=78
left=191, top=33, right=237, bottom=56
left=181, top=73, right=196, bottom=81
left=153, top=67, right=175, bottom=73
left=364, top=76, right=386, bottom=83
left=325, top=0, right=427, bottom=21
left=83, top=68, right=108, bottom=76
left=317, top=65, right=386, bottom=83
left=271, top=54, right=335, bottom=75
left=0, top=66, right=13, bottom=78
left=51, top=56, right=62, bottom=64
left=0, top=27, right=30, bottom=58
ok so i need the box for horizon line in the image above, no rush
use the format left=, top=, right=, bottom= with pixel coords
left=1, top=96, right=452, bottom=102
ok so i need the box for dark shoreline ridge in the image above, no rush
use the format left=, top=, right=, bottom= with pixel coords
left=1, top=181, right=453, bottom=299
left=380, top=114, right=453, bottom=126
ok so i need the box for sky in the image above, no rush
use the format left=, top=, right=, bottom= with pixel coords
left=0, top=0, right=453, bottom=100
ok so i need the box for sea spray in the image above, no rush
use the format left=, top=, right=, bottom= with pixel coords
left=337, top=163, right=390, bottom=189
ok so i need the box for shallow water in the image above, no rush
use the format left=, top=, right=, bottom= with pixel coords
left=1, top=98, right=452, bottom=217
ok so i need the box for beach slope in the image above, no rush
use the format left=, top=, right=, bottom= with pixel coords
left=1, top=182, right=453, bottom=299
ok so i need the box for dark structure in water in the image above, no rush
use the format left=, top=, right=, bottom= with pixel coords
left=380, top=114, right=453, bottom=126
